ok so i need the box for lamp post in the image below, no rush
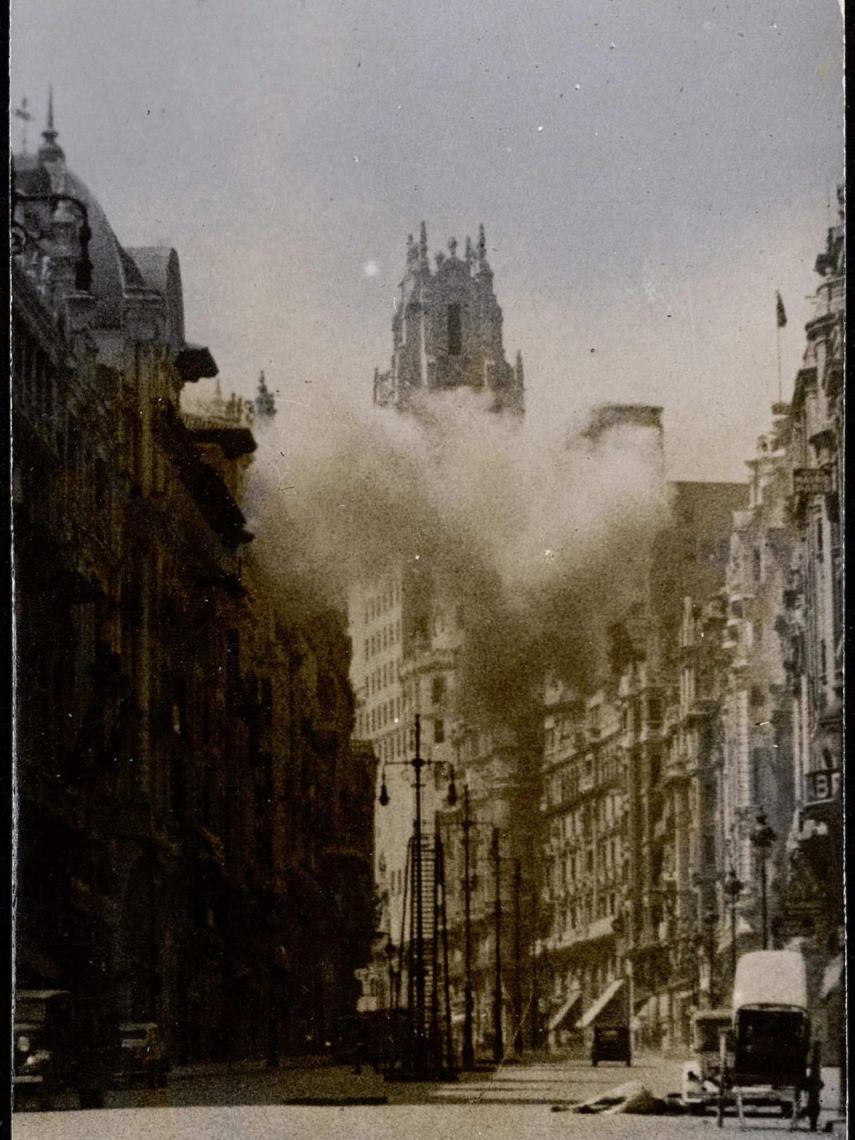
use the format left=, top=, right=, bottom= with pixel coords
left=513, top=859, right=523, bottom=1058
left=459, top=786, right=476, bottom=1071
left=750, top=813, right=777, bottom=950
left=723, top=867, right=743, bottom=979
left=377, top=713, right=457, bottom=1076
left=491, top=826, right=504, bottom=1063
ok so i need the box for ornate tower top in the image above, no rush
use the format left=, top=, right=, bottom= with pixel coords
left=254, top=370, right=276, bottom=419
left=372, top=223, right=524, bottom=414
left=38, top=86, right=65, bottom=165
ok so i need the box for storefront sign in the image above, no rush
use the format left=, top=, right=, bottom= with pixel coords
left=793, top=468, right=832, bottom=496
left=805, top=768, right=840, bottom=804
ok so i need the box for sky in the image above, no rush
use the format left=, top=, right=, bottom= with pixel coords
left=11, top=0, right=844, bottom=481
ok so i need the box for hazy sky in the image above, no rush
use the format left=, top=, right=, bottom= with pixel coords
left=11, top=0, right=843, bottom=480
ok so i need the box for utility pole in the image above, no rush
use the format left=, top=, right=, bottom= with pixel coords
left=412, top=714, right=426, bottom=1073
left=377, top=713, right=457, bottom=1080
left=461, top=786, right=475, bottom=1071
left=529, top=900, right=540, bottom=1055
left=513, top=859, right=523, bottom=1057
left=492, top=827, right=504, bottom=1063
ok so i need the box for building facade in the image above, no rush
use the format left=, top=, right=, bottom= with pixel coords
left=12, top=116, right=376, bottom=1065
left=539, top=684, right=625, bottom=1052
left=779, top=187, right=845, bottom=1068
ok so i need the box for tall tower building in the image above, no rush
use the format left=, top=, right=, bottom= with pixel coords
left=351, top=226, right=525, bottom=1020
left=373, top=223, right=524, bottom=414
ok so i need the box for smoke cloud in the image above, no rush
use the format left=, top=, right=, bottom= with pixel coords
left=239, top=377, right=669, bottom=727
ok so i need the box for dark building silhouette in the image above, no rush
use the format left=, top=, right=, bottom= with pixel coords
left=12, top=109, right=376, bottom=1064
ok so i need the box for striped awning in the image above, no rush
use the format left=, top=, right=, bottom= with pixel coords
left=548, top=988, right=582, bottom=1031
left=822, top=954, right=843, bottom=1000
left=577, top=978, right=624, bottom=1029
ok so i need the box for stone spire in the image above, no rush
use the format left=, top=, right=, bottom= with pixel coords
left=254, top=370, right=276, bottom=419
left=419, top=221, right=429, bottom=270
left=38, top=86, right=65, bottom=165
left=476, top=223, right=492, bottom=277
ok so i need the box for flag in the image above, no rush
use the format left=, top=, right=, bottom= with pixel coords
left=776, top=291, right=787, bottom=328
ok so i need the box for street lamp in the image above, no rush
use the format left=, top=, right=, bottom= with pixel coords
left=723, top=867, right=743, bottom=979
left=512, top=859, right=523, bottom=1059
left=377, top=713, right=456, bottom=1077
left=491, top=826, right=504, bottom=1063
left=750, top=813, right=777, bottom=950
left=457, top=785, right=477, bottom=1071
left=703, top=908, right=718, bottom=1006
left=443, top=786, right=517, bottom=1070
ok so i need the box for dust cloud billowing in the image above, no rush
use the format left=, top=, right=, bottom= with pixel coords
left=242, top=378, right=668, bottom=727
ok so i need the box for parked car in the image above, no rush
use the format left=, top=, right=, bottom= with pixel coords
left=13, top=989, right=115, bottom=1110
left=591, top=1023, right=631, bottom=1066
left=118, top=1022, right=170, bottom=1088
left=680, top=1008, right=732, bottom=1113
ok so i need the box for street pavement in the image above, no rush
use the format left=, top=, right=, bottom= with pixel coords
left=12, top=1056, right=844, bottom=1138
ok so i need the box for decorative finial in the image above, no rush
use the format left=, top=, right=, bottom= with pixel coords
left=38, top=85, right=65, bottom=164
left=464, top=236, right=474, bottom=265
left=448, top=236, right=458, bottom=259
left=419, top=221, right=428, bottom=266
left=478, top=223, right=486, bottom=260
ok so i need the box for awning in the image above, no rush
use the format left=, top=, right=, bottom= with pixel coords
left=548, top=988, right=582, bottom=1031
left=577, top=978, right=624, bottom=1029
left=822, top=954, right=843, bottom=1000
left=631, top=994, right=657, bottom=1030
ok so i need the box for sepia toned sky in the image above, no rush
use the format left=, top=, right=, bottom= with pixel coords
left=11, top=0, right=843, bottom=481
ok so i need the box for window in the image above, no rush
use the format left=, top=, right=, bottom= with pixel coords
left=434, top=718, right=445, bottom=744
left=431, top=675, right=446, bottom=705
left=447, top=303, right=462, bottom=355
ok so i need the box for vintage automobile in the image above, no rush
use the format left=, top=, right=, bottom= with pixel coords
left=717, top=950, right=823, bottom=1131
left=13, top=989, right=113, bottom=1110
left=591, top=1024, right=631, bottom=1066
left=118, top=1022, right=170, bottom=1088
left=680, top=1008, right=732, bottom=1112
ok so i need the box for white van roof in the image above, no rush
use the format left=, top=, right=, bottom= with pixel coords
left=733, top=951, right=807, bottom=1011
